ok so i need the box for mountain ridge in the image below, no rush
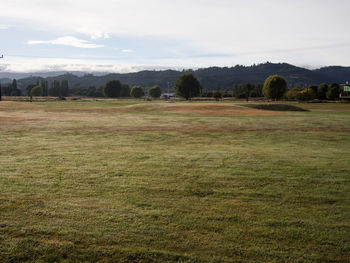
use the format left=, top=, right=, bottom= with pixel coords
left=2, top=62, right=349, bottom=92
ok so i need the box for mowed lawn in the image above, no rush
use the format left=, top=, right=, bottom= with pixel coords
left=0, top=99, right=349, bottom=262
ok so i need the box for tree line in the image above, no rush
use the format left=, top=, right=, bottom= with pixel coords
left=0, top=78, right=163, bottom=99
left=285, top=83, right=342, bottom=101
left=1, top=73, right=346, bottom=101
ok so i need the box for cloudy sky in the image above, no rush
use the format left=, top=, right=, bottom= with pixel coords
left=1, top=0, right=350, bottom=72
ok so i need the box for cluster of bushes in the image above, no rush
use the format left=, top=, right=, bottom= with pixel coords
left=232, top=83, right=263, bottom=98
left=0, top=79, right=22, bottom=96
left=19, top=78, right=163, bottom=99
left=261, top=75, right=343, bottom=101
left=202, top=84, right=263, bottom=99
left=25, top=80, right=69, bottom=98
left=103, top=80, right=162, bottom=99
left=286, top=83, right=341, bottom=101
left=70, top=85, right=105, bottom=97
left=201, top=91, right=233, bottom=98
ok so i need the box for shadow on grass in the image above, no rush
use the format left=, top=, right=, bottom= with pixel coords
left=241, top=104, right=309, bottom=112
left=3, top=239, right=203, bottom=263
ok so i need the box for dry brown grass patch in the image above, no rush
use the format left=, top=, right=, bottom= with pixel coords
left=163, top=103, right=284, bottom=116
left=0, top=101, right=40, bottom=111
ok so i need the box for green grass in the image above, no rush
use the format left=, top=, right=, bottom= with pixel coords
left=0, top=100, right=349, bottom=262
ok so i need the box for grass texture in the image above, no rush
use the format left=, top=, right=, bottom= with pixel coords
left=0, top=99, right=349, bottom=262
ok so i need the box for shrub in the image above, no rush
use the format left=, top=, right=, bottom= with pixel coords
left=130, top=86, right=145, bottom=98
left=148, top=85, right=161, bottom=98
left=326, top=83, right=340, bottom=100
left=308, top=85, right=318, bottom=94
left=30, top=86, right=43, bottom=97
left=285, top=88, right=301, bottom=100
left=213, top=91, right=222, bottom=101
left=296, top=88, right=316, bottom=101
left=317, top=83, right=328, bottom=100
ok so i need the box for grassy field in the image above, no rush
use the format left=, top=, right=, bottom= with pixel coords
left=0, top=99, right=349, bottom=262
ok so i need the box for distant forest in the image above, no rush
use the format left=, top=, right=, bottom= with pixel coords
left=1, top=62, right=350, bottom=95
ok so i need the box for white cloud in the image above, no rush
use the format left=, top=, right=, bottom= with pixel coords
left=1, top=0, right=350, bottom=69
left=77, top=27, right=110, bottom=39
left=0, top=56, right=150, bottom=73
left=27, top=36, right=103, bottom=48
left=0, top=24, right=12, bottom=29
left=122, top=49, right=134, bottom=53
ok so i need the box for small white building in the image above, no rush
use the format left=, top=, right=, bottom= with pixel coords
left=161, top=93, right=176, bottom=99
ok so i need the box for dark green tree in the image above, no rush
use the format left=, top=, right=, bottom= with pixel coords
left=326, top=83, right=340, bottom=100
left=30, top=85, right=43, bottom=97
left=245, top=83, right=252, bottom=101
left=41, top=80, right=49, bottom=96
left=61, top=80, right=69, bottom=97
left=1, top=84, right=12, bottom=96
left=308, top=85, right=318, bottom=94
left=121, top=84, right=131, bottom=97
left=130, top=86, right=145, bottom=98
left=317, top=83, right=328, bottom=100
left=5, top=79, right=21, bottom=96
left=49, top=81, right=61, bottom=96
left=87, top=86, right=97, bottom=97
left=213, top=90, right=222, bottom=101
left=104, top=80, right=123, bottom=98
left=12, top=79, right=17, bottom=91
left=11, top=88, right=21, bottom=96
left=26, top=84, right=36, bottom=97
left=262, top=75, right=287, bottom=100
left=148, top=85, right=161, bottom=98
left=174, top=73, right=202, bottom=100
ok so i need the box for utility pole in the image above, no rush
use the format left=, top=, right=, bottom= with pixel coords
left=0, top=55, right=3, bottom=101
left=167, top=82, right=170, bottom=100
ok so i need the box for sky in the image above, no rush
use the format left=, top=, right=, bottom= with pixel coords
left=1, top=0, right=350, bottom=73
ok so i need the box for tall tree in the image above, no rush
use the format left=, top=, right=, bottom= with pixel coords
left=174, top=73, right=202, bottom=100
left=326, top=83, right=340, bottom=100
left=41, top=80, right=49, bottom=96
left=61, top=80, right=69, bottom=97
left=245, top=83, right=252, bottom=101
left=104, top=80, right=123, bottom=98
left=49, top=80, right=61, bottom=97
left=317, top=83, right=328, bottom=100
left=12, top=79, right=17, bottom=91
left=121, top=84, right=131, bottom=97
left=262, top=75, right=287, bottom=100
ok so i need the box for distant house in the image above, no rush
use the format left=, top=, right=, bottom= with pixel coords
left=340, top=82, right=350, bottom=100
left=161, top=93, right=176, bottom=99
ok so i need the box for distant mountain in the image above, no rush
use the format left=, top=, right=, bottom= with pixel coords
left=0, top=71, right=110, bottom=80
left=3, top=62, right=350, bottom=92
left=0, top=78, right=11, bottom=84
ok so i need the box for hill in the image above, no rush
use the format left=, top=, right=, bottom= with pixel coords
left=6, top=62, right=350, bottom=92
